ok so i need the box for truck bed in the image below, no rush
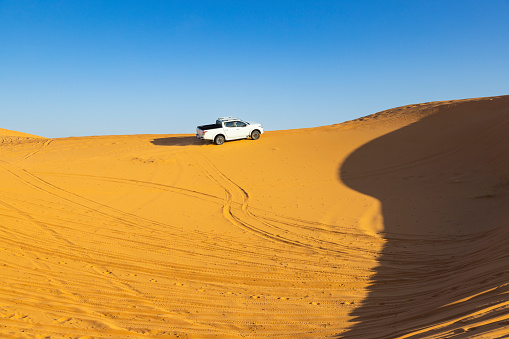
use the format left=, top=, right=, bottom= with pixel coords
left=197, top=124, right=221, bottom=131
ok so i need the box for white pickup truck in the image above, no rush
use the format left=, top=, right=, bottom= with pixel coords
left=196, top=117, right=264, bottom=145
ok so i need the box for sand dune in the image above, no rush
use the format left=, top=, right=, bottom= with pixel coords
left=0, top=128, right=45, bottom=144
left=0, top=95, right=508, bottom=338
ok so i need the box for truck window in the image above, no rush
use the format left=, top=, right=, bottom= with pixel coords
left=225, top=122, right=235, bottom=128
left=235, top=122, right=247, bottom=127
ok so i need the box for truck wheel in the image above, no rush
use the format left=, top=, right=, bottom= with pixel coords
left=214, top=135, right=225, bottom=145
left=251, top=130, right=261, bottom=140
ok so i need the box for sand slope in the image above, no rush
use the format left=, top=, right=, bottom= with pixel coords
left=0, top=128, right=42, bottom=138
left=0, top=95, right=508, bottom=338
left=0, top=128, right=44, bottom=144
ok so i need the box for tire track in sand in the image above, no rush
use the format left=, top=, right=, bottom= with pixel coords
left=16, top=139, right=53, bottom=163
left=192, top=151, right=381, bottom=259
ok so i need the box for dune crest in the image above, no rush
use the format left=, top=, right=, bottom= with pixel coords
left=0, top=127, right=45, bottom=144
left=0, top=95, right=508, bottom=338
left=0, top=128, right=43, bottom=138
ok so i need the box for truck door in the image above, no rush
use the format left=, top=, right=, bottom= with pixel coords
left=234, top=121, right=249, bottom=138
left=223, top=121, right=237, bottom=139
left=224, top=121, right=248, bottom=139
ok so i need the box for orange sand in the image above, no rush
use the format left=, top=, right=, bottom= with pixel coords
left=0, top=95, right=508, bottom=338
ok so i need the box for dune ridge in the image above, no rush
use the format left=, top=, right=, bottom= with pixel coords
left=0, top=95, right=508, bottom=338
left=0, top=128, right=44, bottom=140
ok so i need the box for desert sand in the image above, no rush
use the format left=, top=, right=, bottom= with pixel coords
left=0, top=95, right=508, bottom=338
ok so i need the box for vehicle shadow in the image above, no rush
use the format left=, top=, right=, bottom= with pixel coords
left=150, top=136, right=206, bottom=147
left=338, top=97, right=509, bottom=338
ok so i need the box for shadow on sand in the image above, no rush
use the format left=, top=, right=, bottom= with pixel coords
left=338, top=97, right=509, bottom=338
left=150, top=136, right=206, bottom=147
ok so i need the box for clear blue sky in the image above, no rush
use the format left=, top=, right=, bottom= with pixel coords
left=1, top=0, right=508, bottom=138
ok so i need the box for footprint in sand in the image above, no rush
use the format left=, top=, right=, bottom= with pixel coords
left=1, top=312, right=28, bottom=320
left=52, top=317, right=72, bottom=324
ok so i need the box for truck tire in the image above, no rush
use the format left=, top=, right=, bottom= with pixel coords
left=251, top=130, right=261, bottom=140
left=214, top=135, right=225, bottom=145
